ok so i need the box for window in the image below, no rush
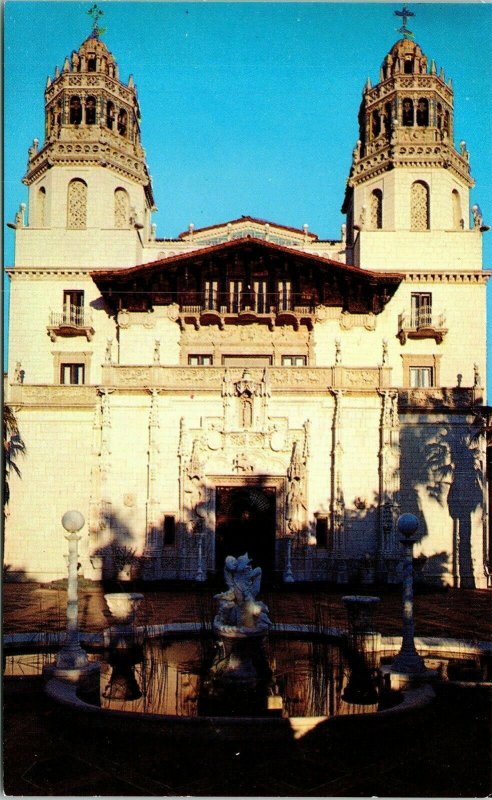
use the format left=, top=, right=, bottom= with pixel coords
left=60, top=363, right=85, bottom=385
left=163, top=515, right=176, bottom=546
left=278, top=280, right=291, bottom=311
left=63, top=290, right=85, bottom=324
left=315, top=516, right=330, bottom=549
left=403, top=58, right=413, bottom=75
left=410, top=293, right=432, bottom=327
left=410, top=181, right=430, bottom=231
left=253, top=280, right=267, bottom=313
left=409, top=367, right=433, bottom=388
left=416, top=98, right=429, bottom=127
left=384, top=102, right=392, bottom=138
left=114, top=188, right=130, bottom=228
left=229, top=280, right=242, bottom=313
left=204, top=280, right=218, bottom=309
left=370, top=189, right=383, bottom=229
left=372, top=110, right=381, bottom=137
left=188, top=355, right=213, bottom=366
left=117, top=109, right=127, bottom=136
left=37, top=187, right=46, bottom=227
left=106, top=101, right=115, bottom=130
left=436, top=103, right=443, bottom=130
left=402, top=97, right=414, bottom=126
left=85, top=96, right=97, bottom=125
left=402, top=354, right=441, bottom=389
left=282, top=355, right=307, bottom=366
left=67, top=179, right=87, bottom=229
left=69, top=95, right=82, bottom=124
left=87, top=57, right=96, bottom=72
left=452, top=190, right=463, bottom=230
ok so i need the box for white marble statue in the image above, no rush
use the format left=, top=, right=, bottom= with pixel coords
left=214, top=553, right=271, bottom=633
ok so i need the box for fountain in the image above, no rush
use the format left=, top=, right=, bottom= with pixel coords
left=14, top=520, right=489, bottom=741
left=202, top=553, right=276, bottom=715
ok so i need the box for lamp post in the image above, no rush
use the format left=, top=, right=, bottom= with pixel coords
left=56, top=510, right=89, bottom=670
left=390, top=513, right=426, bottom=675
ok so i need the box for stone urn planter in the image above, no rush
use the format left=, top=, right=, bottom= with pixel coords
left=104, top=592, right=144, bottom=649
left=104, top=592, right=144, bottom=625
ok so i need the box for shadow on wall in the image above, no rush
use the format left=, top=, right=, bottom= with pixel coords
left=400, top=413, right=485, bottom=589
left=92, top=510, right=141, bottom=591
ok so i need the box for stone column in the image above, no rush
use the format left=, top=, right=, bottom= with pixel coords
left=330, top=390, right=346, bottom=581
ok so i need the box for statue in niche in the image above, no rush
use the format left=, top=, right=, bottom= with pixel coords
left=286, top=475, right=306, bottom=534
left=242, top=396, right=253, bottom=428
left=185, top=440, right=206, bottom=532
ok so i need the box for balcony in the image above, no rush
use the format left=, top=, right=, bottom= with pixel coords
left=47, top=306, right=95, bottom=342
left=178, top=292, right=316, bottom=331
left=397, top=309, right=447, bottom=345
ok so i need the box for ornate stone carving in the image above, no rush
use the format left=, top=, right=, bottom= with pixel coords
left=342, top=369, right=380, bottom=388
left=145, top=389, right=161, bottom=552
left=330, top=390, right=345, bottom=549
left=377, top=390, right=400, bottom=562
left=286, top=441, right=307, bottom=534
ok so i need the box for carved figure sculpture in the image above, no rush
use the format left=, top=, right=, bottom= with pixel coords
left=214, top=553, right=271, bottom=632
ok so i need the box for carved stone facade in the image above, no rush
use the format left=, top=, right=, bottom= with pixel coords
left=4, top=22, right=489, bottom=588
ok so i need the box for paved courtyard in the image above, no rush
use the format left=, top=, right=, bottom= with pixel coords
left=3, top=583, right=492, bottom=796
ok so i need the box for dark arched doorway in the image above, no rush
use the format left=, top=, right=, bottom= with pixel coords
left=215, top=486, right=276, bottom=578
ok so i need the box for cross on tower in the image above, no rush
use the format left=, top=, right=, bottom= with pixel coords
left=87, top=3, right=106, bottom=38
left=394, top=6, right=415, bottom=39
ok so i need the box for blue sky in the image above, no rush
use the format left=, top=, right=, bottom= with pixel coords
left=4, top=2, right=492, bottom=379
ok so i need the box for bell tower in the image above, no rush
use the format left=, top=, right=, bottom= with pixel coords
left=16, top=6, right=155, bottom=268
left=342, top=8, right=483, bottom=272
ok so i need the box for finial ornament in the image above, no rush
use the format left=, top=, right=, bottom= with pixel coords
left=87, top=3, right=106, bottom=38
left=394, top=6, right=415, bottom=39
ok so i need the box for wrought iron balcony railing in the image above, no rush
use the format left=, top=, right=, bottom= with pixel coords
left=47, top=306, right=95, bottom=341
left=397, top=309, right=447, bottom=344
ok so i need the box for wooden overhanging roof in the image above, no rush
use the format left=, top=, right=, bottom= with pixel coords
left=91, top=235, right=403, bottom=315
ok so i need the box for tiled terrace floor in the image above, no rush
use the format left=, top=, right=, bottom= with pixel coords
left=3, top=581, right=492, bottom=641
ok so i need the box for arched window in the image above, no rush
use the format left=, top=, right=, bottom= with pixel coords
left=69, top=95, right=82, bottom=124
left=443, top=110, right=450, bottom=136
left=403, top=58, right=413, bottom=75
left=416, top=98, right=429, bottom=127
left=87, top=57, right=96, bottom=72
left=117, top=109, right=127, bottom=136
left=67, top=179, right=87, bottom=229
left=37, top=187, right=46, bottom=227
left=384, top=102, right=392, bottom=138
left=114, top=188, right=130, bottom=228
left=106, top=101, right=115, bottom=130
left=371, top=110, right=381, bottom=138
left=402, top=97, right=414, bottom=126
left=370, top=189, right=383, bottom=229
left=85, top=96, right=96, bottom=125
left=410, top=181, right=430, bottom=231
left=452, top=190, right=463, bottom=229
left=436, top=103, right=443, bottom=130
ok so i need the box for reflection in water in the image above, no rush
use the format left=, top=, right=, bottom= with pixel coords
left=98, top=635, right=387, bottom=718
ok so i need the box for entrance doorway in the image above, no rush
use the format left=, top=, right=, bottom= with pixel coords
left=215, top=486, right=276, bottom=578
